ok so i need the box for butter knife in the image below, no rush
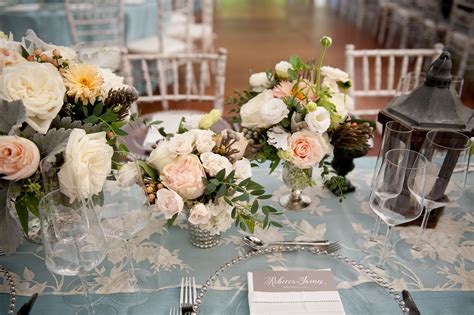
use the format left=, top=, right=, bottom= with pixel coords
left=402, top=290, right=421, bottom=315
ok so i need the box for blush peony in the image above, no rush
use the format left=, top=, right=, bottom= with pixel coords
left=160, top=155, right=206, bottom=200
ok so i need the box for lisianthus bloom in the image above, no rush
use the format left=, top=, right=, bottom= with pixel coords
left=63, top=64, right=104, bottom=105
left=272, top=80, right=316, bottom=103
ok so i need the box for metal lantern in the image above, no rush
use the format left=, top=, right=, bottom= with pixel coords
left=378, top=51, right=474, bottom=152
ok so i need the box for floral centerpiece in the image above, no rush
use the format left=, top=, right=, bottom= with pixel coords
left=227, top=36, right=351, bottom=210
left=141, top=110, right=281, bottom=248
left=0, top=30, right=136, bottom=254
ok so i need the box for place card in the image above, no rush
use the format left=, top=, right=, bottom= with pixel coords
left=248, top=269, right=345, bottom=315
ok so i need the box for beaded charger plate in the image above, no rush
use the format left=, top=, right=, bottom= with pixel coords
left=194, top=246, right=408, bottom=314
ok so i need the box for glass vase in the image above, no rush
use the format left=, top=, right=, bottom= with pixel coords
left=188, top=223, right=221, bottom=249
left=279, top=161, right=313, bottom=211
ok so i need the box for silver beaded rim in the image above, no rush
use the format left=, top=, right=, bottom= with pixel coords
left=192, top=245, right=410, bottom=314
left=0, top=265, right=16, bottom=315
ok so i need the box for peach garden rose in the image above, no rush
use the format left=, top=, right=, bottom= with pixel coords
left=288, top=130, right=331, bottom=169
left=0, top=136, right=40, bottom=181
left=155, top=188, right=184, bottom=219
left=160, top=155, right=206, bottom=200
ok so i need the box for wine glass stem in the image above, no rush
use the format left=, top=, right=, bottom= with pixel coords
left=290, top=189, right=302, bottom=201
left=79, top=274, right=95, bottom=315
left=413, top=208, right=431, bottom=250
left=370, top=217, right=381, bottom=241
left=378, top=226, right=392, bottom=267
left=123, top=239, right=138, bottom=288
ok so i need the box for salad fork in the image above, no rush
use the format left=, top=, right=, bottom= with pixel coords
left=180, top=277, right=197, bottom=315
left=169, top=306, right=179, bottom=315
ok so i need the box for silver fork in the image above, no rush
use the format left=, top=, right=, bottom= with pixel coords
left=313, top=241, right=341, bottom=254
left=180, top=277, right=197, bottom=315
left=169, top=306, right=179, bottom=315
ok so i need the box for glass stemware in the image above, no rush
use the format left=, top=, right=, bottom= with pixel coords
left=92, top=151, right=155, bottom=304
left=39, top=189, right=115, bottom=315
left=397, top=130, right=471, bottom=265
left=362, top=149, right=427, bottom=277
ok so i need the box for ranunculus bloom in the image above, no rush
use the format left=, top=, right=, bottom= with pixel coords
left=321, top=66, right=350, bottom=82
left=304, top=107, right=331, bottom=133
left=0, top=136, right=40, bottom=181
left=160, top=155, right=206, bottom=200
left=288, top=130, right=330, bottom=169
left=148, top=140, right=177, bottom=172
left=58, top=129, right=113, bottom=201
left=0, top=62, right=65, bottom=134
left=275, top=61, right=292, bottom=79
left=188, top=203, right=211, bottom=225
left=155, top=188, right=184, bottom=219
left=200, top=152, right=233, bottom=177
left=240, top=89, right=274, bottom=129
left=249, top=72, right=272, bottom=92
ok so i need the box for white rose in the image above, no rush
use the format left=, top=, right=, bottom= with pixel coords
left=0, top=62, right=65, bottom=134
left=240, top=89, right=274, bottom=129
left=190, top=129, right=216, bottom=153
left=249, top=72, right=272, bottom=92
left=188, top=203, right=211, bottom=225
left=275, top=61, right=292, bottom=79
left=321, top=66, right=350, bottom=82
left=117, top=161, right=140, bottom=188
left=168, top=133, right=194, bottom=155
left=183, top=115, right=201, bottom=130
left=267, top=125, right=289, bottom=151
left=330, top=92, right=354, bottom=118
left=305, top=107, right=331, bottom=133
left=233, top=158, right=252, bottom=180
left=321, top=77, right=339, bottom=92
left=261, top=98, right=289, bottom=125
left=155, top=188, right=184, bottom=219
left=98, top=68, right=127, bottom=95
left=200, top=152, right=233, bottom=177
left=58, top=129, right=113, bottom=201
left=148, top=140, right=177, bottom=171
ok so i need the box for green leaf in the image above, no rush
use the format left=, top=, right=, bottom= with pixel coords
left=158, top=127, right=168, bottom=137
left=166, top=213, right=179, bottom=228
left=204, top=183, right=217, bottom=195
left=93, top=102, right=104, bottom=116
left=215, top=169, right=226, bottom=182
left=15, top=201, right=29, bottom=235
left=23, top=194, right=40, bottom=218
left=239, top=221, right=247, bottom=231
left=114, top=128, right=128, bottom=136
left=83, top=115, right=99, bottom=124
left=262, top=205, right=272, bottom=215
left=247, top=181, right=264, bottom=191
left=289, top=55, right=302, bottom=68
left=250, top=200, right=258, bottom=214
left=270, top=221, right=283, bottom=228
left=224, top=197, right=233, bottom=206
left=137, top=160, right=157, bottom=179
left=215, top=184, right=227, bottom=199
left=118, top=143, right=129, bottom=153
left=226, top=170, right=235, bottom=183
left=257, top=194, right=272, bottom=200
left=250, top=189, right=265, bottom=196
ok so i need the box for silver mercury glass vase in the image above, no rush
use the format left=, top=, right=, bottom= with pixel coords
left=279, top=161, right=313, bottom=211
left=188, top=223, right=221, bottom=249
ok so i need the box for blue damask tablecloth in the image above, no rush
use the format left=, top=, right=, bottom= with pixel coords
left=0, top=0, right=158, bottom=45
left=1, top=157, right=473, bottom=314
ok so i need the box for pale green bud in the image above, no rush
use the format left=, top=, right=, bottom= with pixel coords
left=320, top=36, right=332, bottom=49
left=277, top=150, right=292, bottom=161
left=306, top=101, right=317, bottom=112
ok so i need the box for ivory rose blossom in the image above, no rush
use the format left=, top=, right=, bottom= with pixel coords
left=188, top=203, right=211, bottom=225
left=261, top=98, right=289, bottom=126
left=148, top=140, right=177, bottom=171
left=288, top=130, right=330, bottom=169
left=275, top=61, right=292, bottom=79
left=305, top=107, right=331, bottom=133
left=0, top=62, right=65, bottom=134
left=249, top=72, right=272, bottom=92
left=240, top=89, right=275, bottom=129
left=0, top=136, right=40, bottom=181
left=190, top=129, right=216, bottom=153
left=155, top=188, right=184, bottom=219
left=233, top=158, right=252, bottom=180
left=168, top=133, right=194, bottom=155
left=160, top=155, right=206, bottom=200
left=200, top=152, right=233, bottom=177
left=117, top=161, right=140, bottom=188
left=58, top=129, right=113, bottom=201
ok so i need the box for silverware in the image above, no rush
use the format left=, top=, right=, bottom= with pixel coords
left=169, top=306, right=179, bottom=315
left=402, top=289, right=421, bottom=315
left=243, top=235, right=330, bottom=250
left=180, top=277, right=197, bottom=315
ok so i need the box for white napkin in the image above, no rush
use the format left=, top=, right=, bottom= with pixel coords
left=248, top=270, right=345, bottom=315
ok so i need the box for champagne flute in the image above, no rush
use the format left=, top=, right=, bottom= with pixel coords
left=397, top=130, right=471, bottom=265
left=91, top=151, right=155, bottom=305
left=39, top=189, right=116, bottom=315
left=362, top=149, right=427, bottom=276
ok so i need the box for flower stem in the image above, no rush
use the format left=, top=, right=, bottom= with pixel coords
left=315, top=47, right=327, bottom=95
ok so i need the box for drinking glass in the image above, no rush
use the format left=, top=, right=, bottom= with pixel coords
left=395, top=72, right=464, bottom=97
left=397, top=130, right=471, bottom=265
left=353, top=121, right=413, bottom=252
left=39, top=189, right=116, bottom=315
left=362, top=149, right=427, bottom=277
left=92, top=151, right=155, bottom=305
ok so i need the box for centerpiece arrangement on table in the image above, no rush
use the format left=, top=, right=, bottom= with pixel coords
left=140, top=110, right=281, bottom=248
left=0, top=30, right=136, bottom=254
left=228, top=36, right=372, bottom=210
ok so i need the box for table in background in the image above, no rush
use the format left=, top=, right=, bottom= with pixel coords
left=1, top=157, right=473, bottom=314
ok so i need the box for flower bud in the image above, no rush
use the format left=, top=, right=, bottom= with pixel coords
left=306, top=101, right=317, bottom=112
left=277, top=150, right=292, bottom=161
left=40, top=54, right=48, bottom=62
left=26, top=55, right=34, bottom=61
left=106, top=131, right=114, bottom=139
left=34, top=48, right=42, bottom=56
left=52, top=49, right=61, bottom=57
left=320, top=36, right=332, bottom=49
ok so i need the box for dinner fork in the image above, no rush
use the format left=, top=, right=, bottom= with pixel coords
left=314, top=241, right=341, bottom=254
left=169, top=306, right=179, bottom=315
left=180, top=277, right=197, bottom=315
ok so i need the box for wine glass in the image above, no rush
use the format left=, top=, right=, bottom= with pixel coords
left=397, top=130, right=471, bottom=266
left=362, top=149, right=427, bottom=277
left=91, top=151, right=155, bottom=305
left=395, top=71, right=464, bottom=97
left=39, top=189, right=116, bottom=315
left=353, top=121, right=413, bottom=252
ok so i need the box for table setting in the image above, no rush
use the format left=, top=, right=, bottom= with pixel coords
left=0, top=31, right=473, bottom=315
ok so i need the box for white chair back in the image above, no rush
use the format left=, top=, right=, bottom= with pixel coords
left=64, top=0, right=125, bottom=49
left=345, top=43, right=444, bottom=116
left=123, top=48, right=227, bottom=112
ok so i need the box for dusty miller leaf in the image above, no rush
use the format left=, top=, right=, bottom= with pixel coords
left=50, top=116, right=102, bottom=134
left=0, top=100, right=26, bottom=135
left=0, top=180, right=23, bottom=255
left=31, top=128, right=73, bottom=158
